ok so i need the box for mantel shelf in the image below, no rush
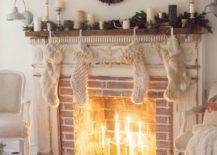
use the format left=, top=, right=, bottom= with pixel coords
left=25, top=27, right=204, bottom=38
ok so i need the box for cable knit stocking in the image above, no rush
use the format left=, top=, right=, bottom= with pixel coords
left=160, top=35, right=191, bottom=101
left=41, top=42, right=63, bottom=107
left=70, top=44, right=93, bottom=106
left=123, top=42, right=149, bottom=104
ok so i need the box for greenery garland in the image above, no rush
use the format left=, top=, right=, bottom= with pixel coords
left=23, top=11, right=212, bottom=34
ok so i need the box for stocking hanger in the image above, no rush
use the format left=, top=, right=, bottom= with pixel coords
left=171, top=27, right=174, bottom=36
left=48, top=23, right=62, bottom=44
left=133, top=26, right=139, bottom=42
left=48, top=28, right=52, bottom=44
left=164, top=26, right=174, bottom=36
left=79, top=29, right=83, bottom=43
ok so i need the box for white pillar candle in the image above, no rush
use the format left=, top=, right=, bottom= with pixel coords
left=101, top=125, right=106, bottom=148
left=147, top=8, right=155, bottom=23
left=44, top=0, right=49, bottom=21
left=87, top=14, right=95, bottom=25
left=34, top=17, right=42, bottom=32
left=107, top=138, right=111, bottom=155
left=55, top=0, right=65, bottom=9
left=158, top=12, right=163, bottom=19
left=190, top=3, right=195, bottom=14
left=47, top=23, right=51, bottom=31
left=99, top=21, right=104, bottom=30
left=122, top=19, right=130, bottom=29
left=115, top=114, right=121, bottom=155
left=74, top=21, right=81, bottom=29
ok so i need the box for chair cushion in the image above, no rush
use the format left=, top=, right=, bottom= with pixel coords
left=175, top=131, right=193, bottom=151
left=203, top=111, right=217, bottom=127
left=0, top=114, right=29, bottom=138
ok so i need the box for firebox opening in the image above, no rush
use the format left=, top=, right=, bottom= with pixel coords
left=73, top=96, right=156, bottom=155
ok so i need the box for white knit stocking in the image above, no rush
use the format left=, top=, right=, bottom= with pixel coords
left=70, top=44, right=93, bottom=106
left=160, top=35, right=191, bottom=101
left=41, top=42, right=63, bottom=107
left=123, top=42, right=149, bottom=104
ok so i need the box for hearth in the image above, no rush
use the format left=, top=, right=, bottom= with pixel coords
left=59, top=76, right=173, bottom=155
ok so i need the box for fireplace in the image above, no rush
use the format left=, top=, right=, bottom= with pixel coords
left=59, top=76, right=173, bottom=155
left=30, top=33, right=202, bottom=155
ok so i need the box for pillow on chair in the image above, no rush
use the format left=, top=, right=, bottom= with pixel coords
left=203, top=110, right=217, bottom=127
left=175, top=131, right=193, bottom=151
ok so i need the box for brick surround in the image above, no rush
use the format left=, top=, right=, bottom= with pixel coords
left=59, top=76, right=173, bottom=155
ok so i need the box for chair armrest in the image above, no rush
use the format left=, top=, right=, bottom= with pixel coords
left=180, top=106, right=206, bottom=134
left=20, top=98, right=32, bottom=126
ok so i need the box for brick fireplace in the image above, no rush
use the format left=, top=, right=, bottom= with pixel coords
left=59, top=75, right=173, bottom=155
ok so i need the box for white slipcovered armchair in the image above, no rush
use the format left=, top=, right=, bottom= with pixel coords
left=0, top=70, right=31, bottom=155
left=175, top=82, right=217, bottom=155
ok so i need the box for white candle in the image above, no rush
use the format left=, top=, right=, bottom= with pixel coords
left=138, top=122, right=143, bottom=147
left=44, top=0, right=49, bottom=21
left=74, top=21, right=81, bottom=29
left=55, top=0, right=65, bottom=9
left=125, top=117, right=134, bottom=155
left=107, top=138, right=111, bottom=155
left=115, top=114, right=121, bottom=155
left=190, top=3, right=195, bottom=14
left=158, top=12, right=163, bottom=19
left=101, top=125, right=106, bottom=148
left=47, top=23, right=51, bottom=31
left=129, top=143, right=135, bottom=155
left=125, top=117, right=131, bottom=142
left=122, top=19, right=130, bottom=29
left=147, top=8, right=155, bottom=24
left=99, top=21, right=104, bottom=30
left=34, top=17, right=42, bottom=32
left=87, top=14, right=95, bottom=25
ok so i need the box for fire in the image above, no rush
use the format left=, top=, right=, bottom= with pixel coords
left=73, top=97, right=156, bottom=155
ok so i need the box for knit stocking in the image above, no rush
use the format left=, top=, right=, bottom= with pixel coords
left=123, top=42, right=149, bottom=104
left=160, top=35, right=191, bottom=101
left=41, top=42, right=63, bottom=107
left=70, top=44, right=93, bottom=106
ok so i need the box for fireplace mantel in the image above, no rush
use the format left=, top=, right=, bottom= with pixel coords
left=25, top=27, right=204, bottom=38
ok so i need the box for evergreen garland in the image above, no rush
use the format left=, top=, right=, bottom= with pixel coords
left=23, top=10, right=212, bottom=34
left=130, top=11, right=147, bottom=28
